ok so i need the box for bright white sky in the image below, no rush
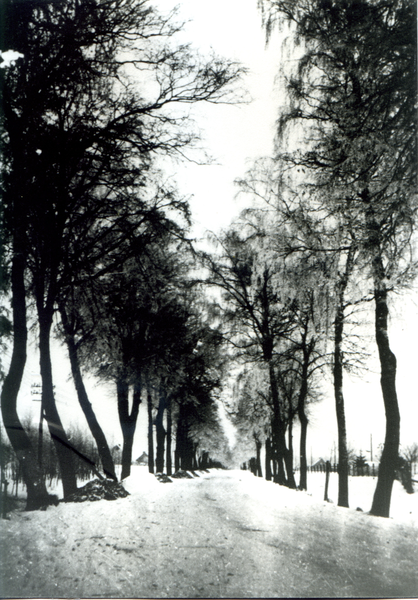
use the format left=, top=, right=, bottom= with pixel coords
left=10, top=0, right=418, bottom=466
left=155, top=0, right=283, bottom=238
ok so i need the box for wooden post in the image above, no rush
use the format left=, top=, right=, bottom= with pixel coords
left=324, top=460, right=331, bottom=502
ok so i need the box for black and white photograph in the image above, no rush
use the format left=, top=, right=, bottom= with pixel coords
left=0, top=0, right=417, bottom=597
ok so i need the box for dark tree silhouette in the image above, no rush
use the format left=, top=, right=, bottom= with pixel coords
left=259, top=0, right=417, bottom=517
left=1, top=0, right=244, bottom=498
left=204, top=225, right=298, bottom=488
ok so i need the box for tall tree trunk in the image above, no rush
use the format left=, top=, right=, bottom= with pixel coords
left=272, top=441, right=287, bottom=484
left=370, top=277, right=400, bottom=517
left=334, top=301, right=349, bottom=505
left=166, top=395, right=172, bottom=476
left=181, top=438, right=194, bottom=471
left=298, top=408, right=308, bottom=491
left=200, top=451, right=209, bottom=470
left=269, top=361, right=296, bottom=488
left=175, top=406, right=184, bottom=471
left=260, top=277, right=294, bottom=486
left=333, top=244, right=354, bottom=508
left=364, top=194, right=400, bottom=518
left=265, top=437, right=272, bottom=481
left=147, top=385, right=155, bottom=474
left=0, top=240, right=51, bottom=510
left=38, top=310, right=77, bottom=498
left=120, top=425, right=134, bottom=480
left=174, top=435, right=180, bottom=472
left=176, top=404, right=193, bottom=471
left=155, top=390, right=166, bottom=473
left=192, top=443, right=198, bottom=471
left=271, top=446, right=278, bottom=481
left=117, top=378, right=142, bottom=480
left=288, top=418, right=294, bottom=483
left=254, top=435, right=263, bottom=477
left=59, top=305, right=117, bottom=481
left=270, top=419, right=286, bottom=484
left=297, top=330, right=314, bottom=492
left=297, top=368, right=308, bottom=491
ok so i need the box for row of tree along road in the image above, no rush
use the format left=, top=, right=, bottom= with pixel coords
left=0, top=0, right=416, bottom=519
left=219, top=0, right=416, bottom=518
left=0, top=0, right=241, bottom=509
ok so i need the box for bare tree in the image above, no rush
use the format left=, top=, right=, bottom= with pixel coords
left=258, top=0, right=417, bottom=517
left=1, top=0, right=245, bottom=499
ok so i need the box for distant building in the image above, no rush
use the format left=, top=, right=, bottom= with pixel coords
left=311, top=458, right=327, bottom=470
left=135, top=452, right=148, bottom=466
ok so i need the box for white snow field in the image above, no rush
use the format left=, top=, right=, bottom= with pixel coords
left=0, top=467, right=417, bottom=598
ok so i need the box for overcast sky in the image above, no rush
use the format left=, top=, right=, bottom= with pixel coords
left=155, top=0, right=283, bottom=238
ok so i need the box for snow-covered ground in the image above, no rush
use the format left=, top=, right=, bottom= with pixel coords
left=0, top=467, right=417, bottom=598
left=299, top=470, right=418, bottom=524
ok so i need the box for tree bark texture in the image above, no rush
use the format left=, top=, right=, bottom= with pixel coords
left=271, top=421, right=286, bottom=485
left=255, top=436, right=263, bottom=477
left=298, top=409, right=308, bottom=491
left=199, top=451, right=210, bottom=470
left=265, top=437, right=272, bottom=481
left=147, top=386, right=155, bottom=474
left=193, top=443, right=198, bottom=471
left=155, top=390, right=166, bottom=473
left=333, top=248, right=354, bottom=508
left=297, top=346, right=311, bottom=492
left=288, top=418, right=294, bottom=483
left=117, top=378, right=142, bottom=480
left=175, top=416, right=183, bottom=470
left=269, top=361, right=296, bottom=488
left=38, top=310, right=78, bottom=498
left=174, top=447, right=179, bottom=473
left=166, top=396, right=172, bottom=476
left=175, top=405, right=194, bottom=471
left=364, top=194, right=400, bottom=518
left=370, top=278, right=400, bottom=517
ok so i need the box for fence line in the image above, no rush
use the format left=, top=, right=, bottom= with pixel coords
left=305, top=461, right=418, bottom=478
left=307, top=463, right=377, bottom=477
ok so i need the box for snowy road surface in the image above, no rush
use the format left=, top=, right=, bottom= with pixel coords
left=0, top=468, right=417, bottom=598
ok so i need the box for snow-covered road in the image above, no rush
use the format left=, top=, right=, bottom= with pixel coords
left=0, top=469, right=417, bottom=598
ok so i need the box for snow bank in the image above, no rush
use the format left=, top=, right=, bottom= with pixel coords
left=121, top=465, right=162, bottom=494
left=25, top=465, right=418, bottom=525
left=303, top=471, right=418, bottom=524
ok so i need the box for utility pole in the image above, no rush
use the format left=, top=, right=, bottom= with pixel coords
left=31, top=381, right=43, bottom=470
